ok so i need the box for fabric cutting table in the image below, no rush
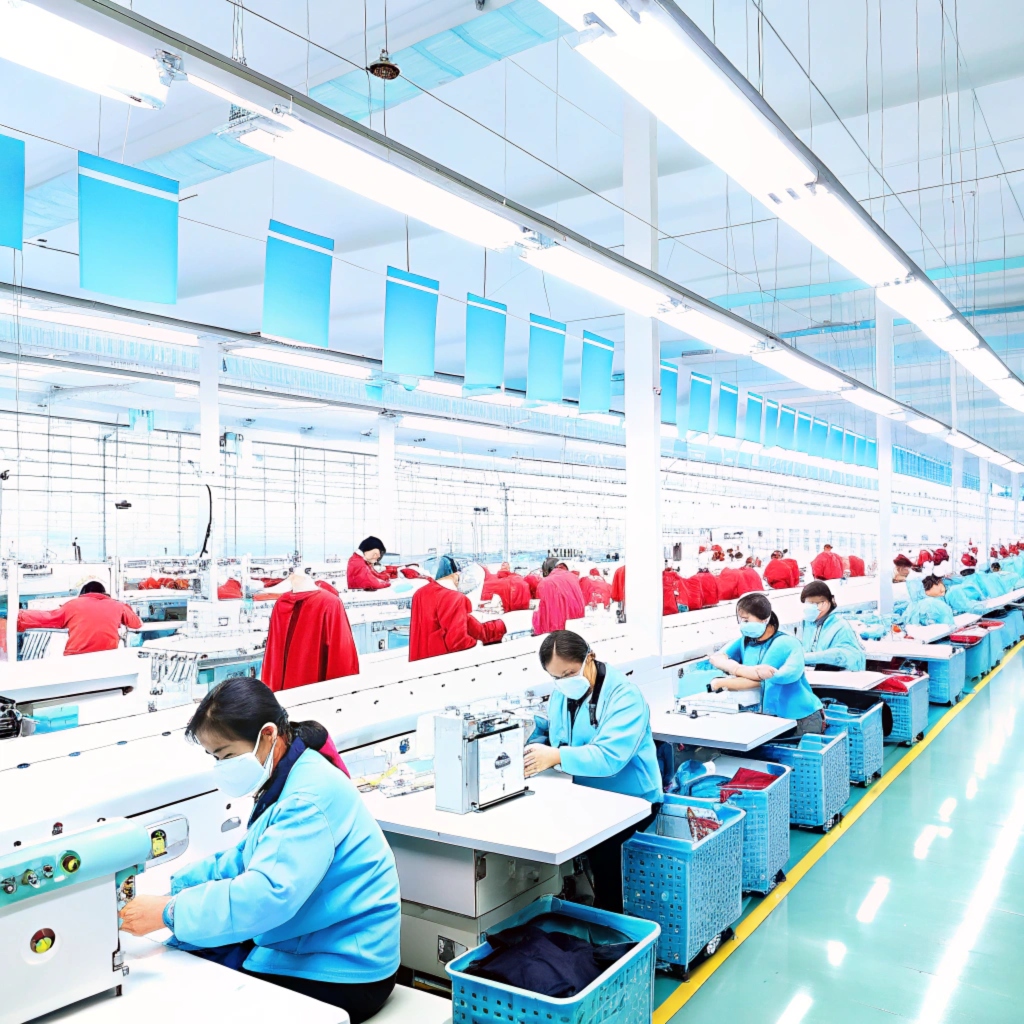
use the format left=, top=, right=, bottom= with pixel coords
left=806, top=670, right=887, bottom=691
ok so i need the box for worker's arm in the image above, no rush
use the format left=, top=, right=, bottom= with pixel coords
left=467, top=614, right=506, bottom=646
left=170, top=840, right=248, bottom=895
left=170, top=797, right=335, bottom=947
left=558, top=686, right=648, bottom=779
left=120, top=603, right=143, bottom=630
left=16, top=608, right=67, bottom=631
left=762, top=641, right=807, bottom=686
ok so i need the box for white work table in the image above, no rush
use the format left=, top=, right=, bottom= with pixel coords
left=0, top=648, right=142, bottom=702
left=363, top=773, right=650, bottom=865
left=863, top=639, right=956, bottom=661
left=806, top=670, right=887, bottom=691
left=650, top=708, right=794, bottom=749
left=901, top=622, right=954, bottom=643
left=33, top=935, right=347, bottom=1024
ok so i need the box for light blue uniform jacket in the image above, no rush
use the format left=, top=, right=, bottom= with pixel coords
left=904, top=579, right=955, bottom=627
left=168, top=748, right=401, bottom=983
left=799, top=610, right=867, bottom=670
left=722, top=632, right=822, bottom=720
left=943, top=576, right=988, bottom=615
left=530, top=664, right=662, bottom=804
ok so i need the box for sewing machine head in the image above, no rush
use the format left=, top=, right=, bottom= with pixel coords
left=0, top=815, right=187, bottom=1023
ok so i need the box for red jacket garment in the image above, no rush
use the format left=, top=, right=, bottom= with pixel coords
left=409, top=579, right=507, bottom=661
left=261, top=588, right=358, bottom=691
left=532, top=569, right=587, bottom=635
left=738, top=567, right=762, bottom=595
left=18, top=593, right=142, bottom=656
left=580, top=575, right=613, bottom=609
left=695, top=570, right=719, bottom=606
left=764, top=558, right=791, bottom=590
left=680, top=575, right=704, bottom=612
left=848, top=555, right=865, bottom=577
left=611, top=565, right=626, bottom=604
left=782, top=559, right=801, bottom=587
left=481, top=572, right=532, bottom=612
left=524, top=574, right=542, bottom=600
left=663, top=570, right=686, bottom=616
left=346, top=552, right=391, bottom=591
left=811, top=551, right=844, bottom=581
left=217, top=578, right=243, bottom=600
left=716, top=568, right=741, bottom=602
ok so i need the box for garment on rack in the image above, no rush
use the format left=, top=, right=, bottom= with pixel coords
left=463, top=921, right=636, bottom=998
left=409, top=579, right=506, bottom=661
left=261, top=588, right=359, bottom=691
left=811, top=550, right=844, bottom=581
left=848, top=555, right=866, bottom=577
left=17, top=592, right=142, bottom=656
left=764, top=557, right=791, bottom=589
left=662, top=569, right=686, bottom=615
left=738, top=567, right=763, bottom=595
left=610, top=565, right=626, bottom=604
left=680, top=575, right=704, bottom=612
left=532, top=568, right=586, bottom=634
left=346, top=552, right=391, bottom=591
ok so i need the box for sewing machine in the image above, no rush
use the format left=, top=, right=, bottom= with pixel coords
left=0, top=815, right=187, bottom=1023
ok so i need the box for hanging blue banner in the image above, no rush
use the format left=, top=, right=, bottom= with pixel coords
left=796, top=412, right=813, bottom=454
left=811, top=418, right=829, bottom=458
left=78, top=152, right=178, bottom=303
left=262, top=220, right=334, bottom=348
left=778, top=406, right=796, bottom=450
left=383, top=266, right=439, bottom=380
left=579, top=331, right=614, bottom=414
left=464, top=293, right=506, bottom=393
left=763, top=399, right=779, bottom=449
left=843, top=431, right=857, bottom=464
left=866, top=438, right=878, bottom=469
left=526, top=314, right=566, bottom=403
left=0, top=134, right=25, bottom=250
left=854, top=434, right=868, bottom=466
left=744, top=392, right=763, bottom=445
left=660, top=361, right=679, bottom=425
left=688, top=372, right=712, bottom=435
left=716, top=381, right=738, bottom=437
left=826, top=424, right=844, bottom=462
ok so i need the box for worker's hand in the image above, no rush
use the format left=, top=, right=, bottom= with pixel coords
left=524, top=743, right=561, bottom=777
left=755, top=665, right=777, bottom=680
left=119, top=894, right=171, bottom=936
left=710, top=677, right=732, bottom=692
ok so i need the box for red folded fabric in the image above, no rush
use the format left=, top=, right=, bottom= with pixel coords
left=950, top=633, right=982, bottom=645
left=719, top=767, right=778, bottom=801
left=400, top=567, right=422, bottom=579
left=873, top=673, right=914, bottom=693
left=217, top=578, right=243, bottom=600
left=979, top=620, right=1004, bottom=629
left=686, top=806, right=721, bottom=840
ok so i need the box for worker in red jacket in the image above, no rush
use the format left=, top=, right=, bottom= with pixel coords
left=764, top=551, right=792, bottom=590
left=16, top=580, right=142, bottom=656
left=680, top=574, right=704, bottom=612
left=811, top=544, right=844, bottom=581
left=532, top=558, right=586, bottom=635
left=695, top=570, right=719, bottom=606
left=580, top=568, right=613, bottom=609
left=409, top=558, right=506, bottom=661
left=346, top=536, right=391, bottom=591
left=715, top=566, right=743, bottom=601
left=662, top=568, right=688, bottom=615
left=481, top=562, right=532, bottom=612
left=738, top=565, right=762, bottom=594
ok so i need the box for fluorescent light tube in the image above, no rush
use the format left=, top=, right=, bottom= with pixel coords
left=986, top=452, right=1012, bottom=466
left=875, top=278, right=952, bottom=323
left=401, top=414, right=537, bottom=446
left=946, top=432, right=975, bottom=450
left=986, top=377, right=1024, bottom=400
left=0, top=298, right=199, bottom=345
left=187, top=73, right=279, bottom=119
left=906, top=416, right=947, bottom=435
left=953, top=347, right=1011, bottom=382
left=1002, top=395, right=1024, bottom=413
left=659, top=304, right=765, bottom=355
left=231, top=115, right=524, bottom=251
left=921, top=316, right=980, bottom=353
left=230, top=345, right=372, bottom=378
left=753, top=347, right=851, bottom=392
left=0, top=0, right=169, bottom=107
left=840, top=387, right=902, bottom=417
left=1006, top=462, right=1024, bottom=473
left=967, top=442, right=994, bottom=458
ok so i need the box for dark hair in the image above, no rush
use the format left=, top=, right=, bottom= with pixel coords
left=800, top=581, right=836, bottom=612
left=539, top=629, right=590, bottom=668
left=991, top=562, right=1001, bottom=573
left=541, top=556, right=560, bottom=577
left=80, top=580, right=107, bottom=596
left=922, top=575, right=944, bottom=591
left=735, top=592, right=779, bottom=632
left=359, top=536, right=385, bottom=555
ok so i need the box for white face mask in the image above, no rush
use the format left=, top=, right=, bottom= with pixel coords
left=213, top=724, right=278, bottom=797
left=552, top=653, right=592, bottom=700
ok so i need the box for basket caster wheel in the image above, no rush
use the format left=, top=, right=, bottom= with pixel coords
left=821, top=815, right=835, bottom=833
left=704, top=932, right=723, bottom=958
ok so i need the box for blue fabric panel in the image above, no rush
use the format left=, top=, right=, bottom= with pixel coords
left=0, top=134, right=25, bottom=250
left=763, top=400, right=779, bottom=448
left=383, top=267, right=439, bottom=378
left=796, top=412, right=813, bottom=454
left=688, top=373, right=712, bottom=433
left=78, top=153, right=178, bottom=304
left=826, top=424, right=844, bottom=462
left=743, top=392, right=763, bottom=444
left=262, top=221, right=333, bottom=348
left=843, top=430, right=857, bottom=464
left=717, top=382, right=738, bottom=437
left=579, top=331, right=614, bottom=414
left=661, top=361, right=679, bottom=425
left=867, top=439, right=878, bottom=469
left=526, top=314, right=566, bottom=403
left=778, top=406, right=796, bottom=450
left=464, top=294, right=506, bottom=392
left=855, top=435, right=868, bottom=467
left=810, top=418, right=829, bottom=458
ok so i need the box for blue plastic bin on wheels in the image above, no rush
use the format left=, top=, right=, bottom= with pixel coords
left=873, top=674, right=929, bottom=743
left=822, top=700, right=883, bottom=785
left=622, top=794, right=744, bottom=975
left=914, top=647, right=966, bottom=704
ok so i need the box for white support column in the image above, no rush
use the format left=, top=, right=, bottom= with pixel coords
left=949, top=354, right=961, bottom=562
left=875, top=300, right=894, bottom=615
left=980, top=459, right=991, bottom=569
left=622, top=97, right=662, bottom=658
left=198, top=338, right=221, bottom=599
left=1014, top=472, right=1020, bottom=539
left=5, top=557, right=17, bottom=663
left=377, top=414, right=396, bottom=552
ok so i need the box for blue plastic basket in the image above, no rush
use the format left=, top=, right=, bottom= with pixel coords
left=685, top=756, right=790, bottom=895
left=986, top=608, right=1024, bottom=646
left=446, top=896, right=659, bottom=1024
left=978, top=623, right=1006, bottom=671
left=874, top=675, right=929, bottom=744
left=822, top=701, right=883, bottom=785
left=919, top=647, right=966, bottom=704
left=756, top=727, right=850, bottom=830
left=621, top=795, right=743, bottom=973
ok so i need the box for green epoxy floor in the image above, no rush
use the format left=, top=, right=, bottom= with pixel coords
left=663, top=649, right=1024, bottom=1023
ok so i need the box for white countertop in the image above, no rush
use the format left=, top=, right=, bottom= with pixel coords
left=863, top=639, right=956, bottom=660
left=901, top=622, right=954, bottom=643
left=646, top=688, right=794, bottom=748
left=364, top=772, right=650, bottom=864
left=31, top=934, right=348, bottom=1024
left=806, top=669, right=887, bottom=691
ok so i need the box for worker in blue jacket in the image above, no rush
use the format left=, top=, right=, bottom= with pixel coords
left=119, top=676, right=401, bottom=1023
left=905, top=576, right=955, bottom=627
left=944, top=573, right=988, bottom=615
left=798, top=581, right=867, bottom=670
left=525, top=629, right=662, bottom=913
left=709, top=592, right=824, bottom=734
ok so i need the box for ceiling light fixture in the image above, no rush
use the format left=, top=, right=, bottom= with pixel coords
left=0, top=0, right=170, bottom=107
left=0, top=298, right=199, bottom=345
left=953, top=346, right=1011, bottom=382
left=400, top=414, right=537, bottom=447
left=229, top=345, right=373, bottom=378
left=906, top=416, right=947, bottom=435
left=753, top=347, right=851, bottom=393
left=946, top=432, right=975, bottom=450
left=840, top=386, right=903, bottom=417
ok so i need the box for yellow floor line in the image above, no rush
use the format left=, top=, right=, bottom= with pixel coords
left=653, top=638, right=1024, bottom=1024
